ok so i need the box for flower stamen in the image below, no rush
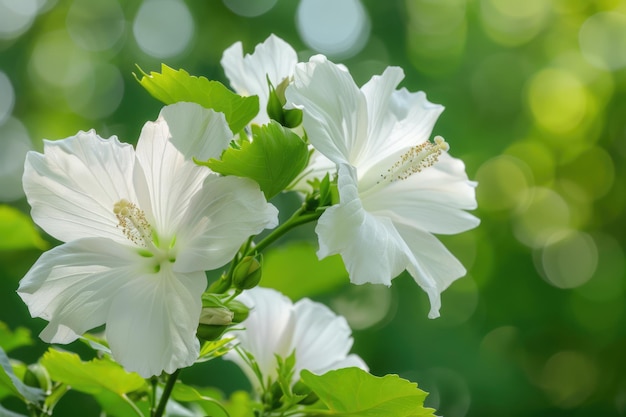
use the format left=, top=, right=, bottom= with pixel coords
left=379, top=136, right=449, bottom=183
left=113, top=199, right=153, bottom=247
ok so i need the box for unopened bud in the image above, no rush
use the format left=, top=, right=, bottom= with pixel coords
left=199, top=306, right=234, bottom=326
left=232, top=256, right=262, bottom=290
left=197, top=324, right=229, bottom=341
left=228, top=299, right=250, bottom=323
left=283, top=108, right=303, bottom=128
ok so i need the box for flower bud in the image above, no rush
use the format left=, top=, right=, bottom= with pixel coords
left=227, top=299, right=250, bottom=323
left=232, top=256, right=262, bottom=290
left=266, top=77, right=302, bottom=128
left=197, top=324, right=229, bottom=342
left=199, top=306, right=234, bottom=326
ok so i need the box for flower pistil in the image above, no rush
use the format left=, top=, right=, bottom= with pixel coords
left=379, top=136, right=449, bottom=184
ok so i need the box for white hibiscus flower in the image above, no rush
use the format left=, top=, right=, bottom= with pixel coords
left=18, top=102, right=278, bottom=377
left=225, top=287, right=367, bottom=389
left=285, top=56, right=480, bottom=318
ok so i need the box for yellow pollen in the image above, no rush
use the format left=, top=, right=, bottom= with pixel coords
left=379, top=136, right=449, bottom=183
left=113, top=199, right=153, bottom=247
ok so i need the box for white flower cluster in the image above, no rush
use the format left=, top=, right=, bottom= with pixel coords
left=17, top=35, right=478, bottom=383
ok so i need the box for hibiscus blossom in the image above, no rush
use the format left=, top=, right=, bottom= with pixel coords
left=285, top=56, right=479, bottom=318
left=18, top=102, right=278, bottom=377
left=225, top=287, right=367, bottom=389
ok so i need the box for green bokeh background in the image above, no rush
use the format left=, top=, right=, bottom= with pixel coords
left=1, top=0, right=626, bottom=416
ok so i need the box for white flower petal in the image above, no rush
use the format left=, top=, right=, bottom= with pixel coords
left=225, top=287, right=366, bottom=387
left=292, top=298, right=366, bottom=377
left=174, top=175, right=278, bottom=273
left=159, top=102, right=232, bottom=161
left=286, top=55, right=368, bottom=165
left=17, top=238, right=141, bottom=344
left=133, top=117, right=210, bottom=237
left=362, top=155, right=480, bottom=235
left=221, top=34, right=298, bottom=125
left=316, top=165, right=411, bottom=286
left=225, top=287, right=295, bottom=384
left=23, top=131, right=137, bottom=244
left=357, top=67, right=405, bottom=167
left=105, top=267, right=205, bottom=377
left=397, top=226, right=468, bottom=319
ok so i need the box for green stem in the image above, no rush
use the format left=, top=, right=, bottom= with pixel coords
left=247, top=207, right=323, bottom=256
left=207, top=205, right=324, bottom=295
left=154, top=369, right=181, bottom=417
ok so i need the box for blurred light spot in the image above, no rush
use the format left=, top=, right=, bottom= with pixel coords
left=540, top=351, right=598, bottom=408
left=67, top=0, right=125, bottom=52
left=505, top=140, right=555, bottom=185
left=29, top=30, right=93, bottom=88
left=479, top=0, right=550, bottom=46
left=575, top=233, right=625, bottom=302
left=538, top=230, right=598, bottom=289
left=560, top=146, right=615, bottom=200
left=331, top=284, right=394, bottom=330
left=296, top=0, right=370, bottom=59
left=569, top=292, right=623, bottom=334
left=527, top=68, right=590, bottom=136
left=0, top=72, right=15, bottom=124
left=421, top=368, right=471, bottom=417
left=480, top=326, right=520, bottom=357
left=579, top=11, right=626, bottom=71
left=437, top=275, right=479, bottom=326
left=0, top=118, right=32, bottom=202
left=133, top=0, right=194, bottom=58
left=0, top=0, right=38, bottom=39
left=406, top=0, right=466, bottom=75
left=65, top=62, right=124, bottom=119
left=554, top=180, right=592, bottom=230
left=475, top=155, right=532, bottom=212
left=223, top=0, right=277, bottom=17
left=512, top=187, right=570, bottom=248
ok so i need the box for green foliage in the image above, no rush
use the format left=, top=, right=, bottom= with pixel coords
left=135, top=64, right=259, bottom=133
left=262, top=242, right=347, bottom=299
left=171, top=382, right=229, bottom=417
left=0, top=347, right=44, bottom=404
left=40, top=349, right=145, bottom=395
left=205, top=121, right=309, bottom=200
left=0, top=322, right=32, bottom=353
left=0, top=205, right=48, bottom=251
left=224, top=391, right=256, bottom=417
left=301, top=368, right=437, bottom=417
left=197, top=338, right=234, bottom=363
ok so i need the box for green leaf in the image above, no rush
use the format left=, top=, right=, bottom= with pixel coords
left=0, top=322, right=33, bottom=353
left=300, top=368, right=437, bottom=417
left=0, top=205, right=48, bottom=251
left=223, top=391, right=256, bottom=417
left=172, top=382, right=229, bottom=417
left=196, top=338, right=233, bottom=363
left=135, top=64, right=259, bottom=133
left=0, top=347, right=44, bottom=404
left=206, top=122, right=309, bottom=200
left=262, top=242, right=347, bottom=299
left=40, top=349, right=145, bottom=395
left=94, top=390, right=150, bottom=417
